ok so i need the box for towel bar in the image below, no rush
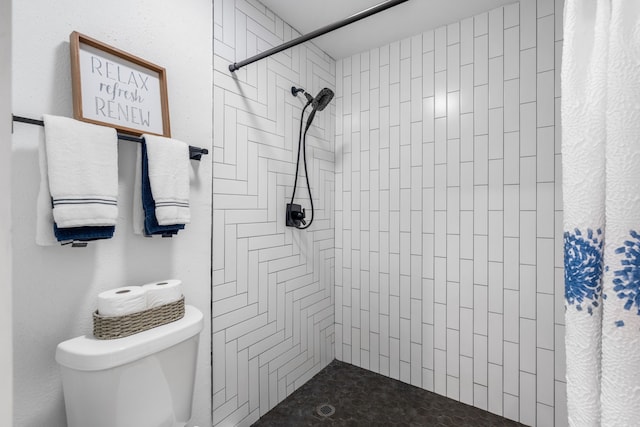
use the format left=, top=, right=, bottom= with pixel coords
left=11, top=114, right=209, bottom=161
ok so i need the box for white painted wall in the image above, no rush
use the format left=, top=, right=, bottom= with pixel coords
left=11, top=1, right=212, bottom=426
left=1, top=0, right=13, bottom=425
left=335, top=0, right=567, bottom=426
left=213, top=0, right=335, bottom=424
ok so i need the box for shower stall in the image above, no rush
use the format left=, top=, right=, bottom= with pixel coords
left=213, top=0, right=564, bottom=425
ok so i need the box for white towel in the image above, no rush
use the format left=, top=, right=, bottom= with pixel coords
left=36, top=137, right=57, bottom=246
left=142, top=134, right=190, bottom=226
left=132, top=145, right=145, bottom=235
left=43, top=115, right=118, bottom=228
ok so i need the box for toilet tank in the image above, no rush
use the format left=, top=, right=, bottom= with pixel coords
left=56, top=305, right=203, bottom=427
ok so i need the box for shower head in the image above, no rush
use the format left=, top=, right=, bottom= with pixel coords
left=311, top=88, right=334, bottom=111
left=292, top=86, right=335, bottom=132
left=291, top=86, right=334, bottom=112
left=304, top=88, right=334, bottom=132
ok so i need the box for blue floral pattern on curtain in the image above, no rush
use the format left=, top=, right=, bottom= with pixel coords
left=564, top=228, right=604, bottom=314
left=612, top=230, right=640, bottom=325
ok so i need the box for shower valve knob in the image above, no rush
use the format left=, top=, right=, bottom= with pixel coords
left=286, top=203, right=306, bottom=227
left=292, top=208, right=306, bottom=222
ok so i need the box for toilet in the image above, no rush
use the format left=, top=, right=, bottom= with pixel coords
left=55, top=305, right=203, bottom=427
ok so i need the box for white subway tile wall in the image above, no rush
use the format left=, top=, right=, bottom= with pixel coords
left=335, top=1, right=565, bottom=425
left=213, top=0, right=335, bottom=425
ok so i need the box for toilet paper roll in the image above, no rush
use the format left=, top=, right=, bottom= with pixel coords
left=97, top=286, right=147, bottom=317
left=142, top=279, right=183, bottom=308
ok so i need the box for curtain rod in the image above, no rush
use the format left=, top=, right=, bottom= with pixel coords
left=228, top=0, right=410, bottom=72
left=11, top=115, right=209, bottom=161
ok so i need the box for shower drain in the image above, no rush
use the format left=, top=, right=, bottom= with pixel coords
left=316, top=403, right=336, bottom=417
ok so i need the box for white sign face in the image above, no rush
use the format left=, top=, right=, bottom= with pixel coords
left=78, top=43, right=164, bottom=135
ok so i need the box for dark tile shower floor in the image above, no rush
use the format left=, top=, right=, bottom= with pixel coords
left=252, top=360, right=524, bottom=427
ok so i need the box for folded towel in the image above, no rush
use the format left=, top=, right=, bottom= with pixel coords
left=43, top=115, right=118, bottom=228
left=37, top=135, right=116, bottom=245
left=133, top=143, right=186, bottom=237
left=142, top=134, right=190, bottom=226
left=138, top=142, right=185, bottom=236
left=36, top=137, right=57, bottom=246
left=133, top=145, right=145, bottom=235
left=54, top=223, right=115, bottom=241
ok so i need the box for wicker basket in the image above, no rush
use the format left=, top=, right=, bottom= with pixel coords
left=93, top=296, right=185, bottom=340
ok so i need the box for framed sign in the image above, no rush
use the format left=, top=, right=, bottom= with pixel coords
left=69, top=31, right=171, bottom=137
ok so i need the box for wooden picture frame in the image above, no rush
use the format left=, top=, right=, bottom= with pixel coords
left=69, top=31, right=171, bottom=137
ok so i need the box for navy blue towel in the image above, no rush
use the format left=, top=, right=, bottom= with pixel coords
left=141, top=141, right=185, bottom=236
left=53, top=223, right=115, bottom=242
left=50, top=195, right=115, bottom=242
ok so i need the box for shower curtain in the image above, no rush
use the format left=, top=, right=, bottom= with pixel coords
left=562, top=0, right=640, bottom=425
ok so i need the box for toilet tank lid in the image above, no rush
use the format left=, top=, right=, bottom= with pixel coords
left=56, top=305, right=203, bottom=371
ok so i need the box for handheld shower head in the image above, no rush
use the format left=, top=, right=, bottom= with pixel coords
left=291, top=86, right=335, bottom=111
left=303, top=88, right=335, bottom=132
left=311, top=88, right=334, bottom=111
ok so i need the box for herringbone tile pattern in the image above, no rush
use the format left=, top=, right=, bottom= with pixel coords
left=213, top=1, right=336, bottom=425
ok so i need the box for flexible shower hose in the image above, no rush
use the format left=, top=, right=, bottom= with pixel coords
left=290, top=101, right=315, bottom=229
